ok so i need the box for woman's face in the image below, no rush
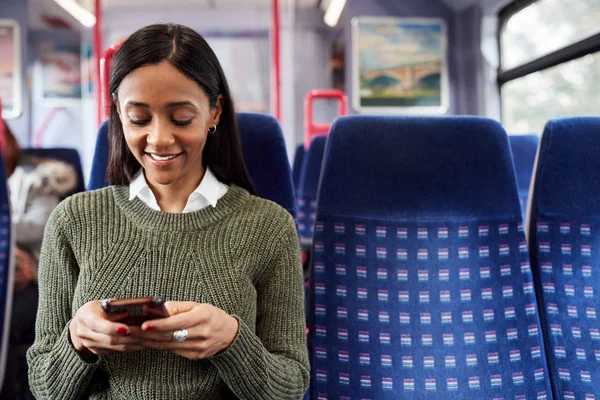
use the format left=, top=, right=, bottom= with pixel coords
left=114, top=61, right=222, bottom=190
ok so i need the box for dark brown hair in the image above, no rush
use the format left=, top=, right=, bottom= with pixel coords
left=107, top=23, right=255, bottom=194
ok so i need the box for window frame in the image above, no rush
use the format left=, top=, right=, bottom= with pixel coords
left=497, top=0, right=600, bottom=86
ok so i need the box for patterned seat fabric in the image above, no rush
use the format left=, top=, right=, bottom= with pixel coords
left=23, top=148, right=86, bottom=198
left=309, top=116, right=552, bottom=399
left=88, top=115, right=297, bottom=218
left=528, top=118, right=600, bottom=400
left=0, top=153, right=13, bottom=389
left=297, top=136, right=326, bottom=241
left=293, top=144, right=305, bottom=194
left=508, top=134, right=539, bottom=217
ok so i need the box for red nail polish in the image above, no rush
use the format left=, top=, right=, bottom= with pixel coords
left=124, top=332, right=132, bottom=336
left=116, top=327, right=128, bottom=335
left=145, top=324, right=155, bottom=331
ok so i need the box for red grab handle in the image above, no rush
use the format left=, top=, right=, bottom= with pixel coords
left=304, top=89, right=348, bottom=149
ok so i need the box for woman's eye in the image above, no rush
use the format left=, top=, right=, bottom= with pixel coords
left=172, top=119, right=193, bottom=127
left=129, top=119, right=150, bottom=126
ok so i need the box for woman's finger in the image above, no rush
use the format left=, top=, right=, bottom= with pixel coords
left=138, top=324, right=209, bottom=342
left=81, top=311, right=132, bottom=337
left=163, top=301, right=199, bottom=316
left=141, top=308, right=207, bottom=333
left=79, top=326, right=143, bottom=349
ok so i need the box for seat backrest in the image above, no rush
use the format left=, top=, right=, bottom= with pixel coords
left=89, top=115, right=297, bottom=217
left=297, top=136, right=327, bottom=241
left=528, top=117, right=600, bottom=400
left=292, top=144, right=305, bottom=193
left=509, top=134, right=539, bottom=215
left=309, top=116, right=552, bottom=399
left=0, top=153, right=13, bottom=390
left=22, top=148, right=86, bottom=198
left=88, top=120, right=110, bottom=191
left=237, top=113, right=296, bottom=217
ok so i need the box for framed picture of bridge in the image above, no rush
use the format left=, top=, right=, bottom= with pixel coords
left=351, top=17, right=449, bottom=114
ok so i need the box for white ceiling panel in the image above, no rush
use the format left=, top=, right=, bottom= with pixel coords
left=102, top=0, right=317, bottom=10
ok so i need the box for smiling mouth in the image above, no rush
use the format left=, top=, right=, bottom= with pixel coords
left=146, top=153, right=182, bottom=161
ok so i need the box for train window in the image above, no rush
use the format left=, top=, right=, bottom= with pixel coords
left=205, top=35, right=270, bottom=113
left=500, top=0, right=600, bottom=70
left=502, top=52, right=599, bottom=134
left=498, top=0, right=600, bottom=134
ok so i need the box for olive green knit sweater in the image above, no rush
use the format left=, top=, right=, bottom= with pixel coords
left=26, top=185, right=309, bottom=400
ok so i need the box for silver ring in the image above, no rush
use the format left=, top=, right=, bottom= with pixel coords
left=172, top=329, right=188, bottom=342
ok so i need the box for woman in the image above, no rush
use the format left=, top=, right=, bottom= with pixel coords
left=27, top=24, right=309, bottom=400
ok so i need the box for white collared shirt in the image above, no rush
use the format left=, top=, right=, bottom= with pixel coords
left=129, top=166, right=229, bottom=213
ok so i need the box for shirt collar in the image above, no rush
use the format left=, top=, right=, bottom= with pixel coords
left=190, top=166, right=224, bottom=208
left=129, top=167, right=226, bottom=211
left=129, top=169, right=149, bottom=201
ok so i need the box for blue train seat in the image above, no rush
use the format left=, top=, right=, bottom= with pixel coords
left=292, top=144, right=305, bottom=194
left=528, top=117, right=600, bottom=400
left=0, top=153, right=13, bottom=391
left=308, top=116, right=552, bottom=399
left=22, top=148, right=86, bottom=198
left=236, top=113, right=296, bottom=217
left=89, top=115, right=297, bottom=217
left=88, top=120, right=109, bottom=191
left=297, top=136, right=326, bottom=242
left=509, top=134, right=539, bottom=217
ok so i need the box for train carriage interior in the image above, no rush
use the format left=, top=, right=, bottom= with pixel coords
left=0, top=0, right=599, bottom=398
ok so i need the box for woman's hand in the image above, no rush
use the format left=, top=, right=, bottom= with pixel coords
left=68, top=301, right=143, bottom=360
left=138, top=301, right=239, bottom=360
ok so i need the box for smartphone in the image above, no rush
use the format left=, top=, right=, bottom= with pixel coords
left=101, top=297, right=169, bottom=325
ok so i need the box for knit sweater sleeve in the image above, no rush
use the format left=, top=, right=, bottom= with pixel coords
left=210, top=213, right=310, bottom=399
left=26, top=203, right=100, bottom=399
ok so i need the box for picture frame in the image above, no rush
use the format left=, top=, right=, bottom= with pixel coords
left=35, top=39, right=82, bottom=106
left=351, top=17, right=449, bottom=114
left=0, top=19, right=22, bottom=119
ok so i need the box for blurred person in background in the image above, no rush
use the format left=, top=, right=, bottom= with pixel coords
left=0, top=119, right=77, bottom=400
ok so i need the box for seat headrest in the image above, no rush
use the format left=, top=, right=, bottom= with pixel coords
left=292, top=144, right=305, bottom=192
left=237, top=113, right=296, bottom=216
left=298, top=136, right=327, bottom=199
left=88, top=120, right=110, bottom=191
left=317, top=115, right=521, bottom=219
left=509, top=134, right=539, bottom=192
left=533, top=117, right=600, bottom=217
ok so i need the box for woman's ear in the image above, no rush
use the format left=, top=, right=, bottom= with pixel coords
left=212, top=95, right=224, bottom=125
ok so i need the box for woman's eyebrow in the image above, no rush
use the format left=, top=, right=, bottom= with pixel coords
left=165, top=101, right=196, bottom=109
left=124, top=101, right=196, bottom=109
left=125, top=101, right=150, bottom=108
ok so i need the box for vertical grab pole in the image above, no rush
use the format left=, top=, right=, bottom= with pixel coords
left=271, top=0, right=281, bottom=122
left=99, top=45, right=119, bottom=122
left=93, top=0, right=103, bottom=126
